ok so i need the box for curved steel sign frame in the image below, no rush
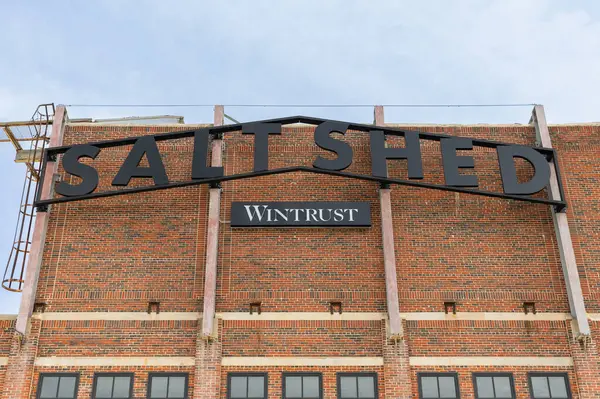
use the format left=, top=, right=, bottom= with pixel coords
left=33, top=116, right=566, bottom=212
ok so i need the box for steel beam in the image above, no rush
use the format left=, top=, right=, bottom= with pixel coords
left=375, top=105, right=403, bottom=339
left=201, top=105, right=224, bottom=338
left=15, top=105, right=67, bottom=334
left=531, top=104, right=590, bottom=337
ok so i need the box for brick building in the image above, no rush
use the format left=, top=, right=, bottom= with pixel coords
left=1, top=105, right=599, bottom=398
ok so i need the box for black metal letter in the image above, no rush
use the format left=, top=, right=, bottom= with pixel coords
left=192, top=129, right=223, bottom=179
left=441, top=137, right=478, bottom=187
left=313, top=121, right=353, bottom=171
left=370, top=130, right=423, bottom=179
left=112, top=136, right=169, bottom=186
left=497, top=145, right=551, bottom=195
left=56, top=144, right=101, bottom=197
left=242, top=123, right=282, bottom=172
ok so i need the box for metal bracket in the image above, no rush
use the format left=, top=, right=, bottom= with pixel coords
left=523, top=301, right=536, bottom=315
left=33, top=302, right=47, bottom=313
left=209, top=181, right=221, bottom=189
left=444, top=301, right=456, bottom=315
left=249, top=301, right=262, bottom=315
left=329, top=301, right=343, bottom=315
left=148, top=301, right=160, bottom=314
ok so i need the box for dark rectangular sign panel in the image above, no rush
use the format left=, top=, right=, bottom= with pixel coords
left=231, top=202, right=371, bottom=227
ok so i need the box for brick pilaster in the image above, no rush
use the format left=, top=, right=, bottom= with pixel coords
left=194, top=319, right=222, bottom=398
left=382, top=321, right=412, bottom=398
left=2, top=319, right=41, bottom=399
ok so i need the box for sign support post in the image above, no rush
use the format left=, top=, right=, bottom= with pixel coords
left=375, top=105, right=403, bottom=340
left=202, top=105, right=224, bottom=338
left=531, top=105, right=590, bottom=338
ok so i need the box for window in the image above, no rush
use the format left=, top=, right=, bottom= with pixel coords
left=473, top=373, right=514, bottom=398
left=227, top=373, right=267, bottom=399
left=37, top=374, right=79, bottom=399
left=148, top=373, right=189, bottom=399
left=337, top=373, right=378, bottom=399
left=283, top=373, right=322, bottom=399
left=92, top=373, right=134, bottom=399
left=528, top=373, right=571, bottom=399
left=418, top=373, right=460, bottom=399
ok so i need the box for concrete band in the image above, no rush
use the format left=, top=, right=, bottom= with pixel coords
left=28, top=356, right=574, bottom=368
left=409, top=357, right=574, bottom=367
left=30, top=311, right=573, bottom=321
left=34, top=357, right=196, bottom=367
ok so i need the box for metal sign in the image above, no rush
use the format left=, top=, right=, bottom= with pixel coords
left=231, top=202, right=371, bottom=227
left=33, top=116, right=567, bottom=212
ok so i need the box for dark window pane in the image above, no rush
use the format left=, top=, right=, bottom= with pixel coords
left=531, top=377, right=550, bottom=398
left=357, top=377, right=375, bottom=398
left=493, top=376, right=512, bottom=398
left=438, top=376, right=457, bottom=398
left=230, top=376, right=247, bottom=398
left=58, top=377, right=77, bottom=398
left=151, top=376, right=169, bottom=398
left=476, top=376, right=494, bottom=398
left=40, top=377, right=60, bottom=398
left=95, top=377, right=114, bottom=398
left=340, top=376, right=357, bottom=398
left=112, top=377, right=131, bottom=398
left=285, top=376, right=302, bottom=398
left=168, top=376, right=186, bottom=398
left=247, top=376, right=264, bottom=398
left=548, top=377, right=568, bottom=398
left=421, top=376, right=439, bottom=398
left=303, top=376, right=319, bottom=398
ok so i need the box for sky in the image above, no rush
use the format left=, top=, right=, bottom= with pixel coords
left=0, top=0, right=599, bottom=313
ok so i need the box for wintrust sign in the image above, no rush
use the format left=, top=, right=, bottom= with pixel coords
left=34, top=116, right=567, bottom=211
left=231, top=202, right=371, bottom=227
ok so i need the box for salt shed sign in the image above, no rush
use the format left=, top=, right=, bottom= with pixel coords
left=33, top=116, right=566, bottom=212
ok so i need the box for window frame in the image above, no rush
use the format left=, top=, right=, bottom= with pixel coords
left=36, top=373, right=80, bottom=399
left=528, top=372, right=572, bottom=399
left=336, top=372, right=379, bottom=399
left=227, top=372, right=269, bottom=399
left=282, top=372, right=323, bottom=399
left=417, top=372, right=460, bottom=399
left=91, top=372, right=135, bottom=399
left=472, top=373, right=515, bottom=399
left=146, top=372, right=189, bottom=399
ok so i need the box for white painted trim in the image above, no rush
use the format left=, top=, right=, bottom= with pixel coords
left=221, top=357, right=384, bottom=367
left=33, top=312, right=201, bottom=321
left=216, top=312, right=386, bottom=321
left=0, top=314, right=17, bottom=320
left=586, top=314, right=600, bottom=321
left=34, top=357, right=195, bottom=367
left=29, top=311, right=572, bottom=322
left=0, top=357, right=8, bottom=366
left=409, top=357, right=573, bottom=367
left=402, top=312, right=571, bottom=321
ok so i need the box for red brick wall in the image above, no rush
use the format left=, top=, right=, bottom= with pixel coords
left=0, top=320, right=14, bottom=356
left=7, top=122, right=598, bottom=398
left=36, top=126, right=210, bottom=313
left=37, top=320, right=197, bottom=357
left=551, top=125, right=600, bottom=312
left=407, top=320, right=571, bottom=356
left=222, top=320, right=382, bottom=357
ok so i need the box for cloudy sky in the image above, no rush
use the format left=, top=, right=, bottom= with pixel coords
left=0, top=0, right=599, bottom=313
